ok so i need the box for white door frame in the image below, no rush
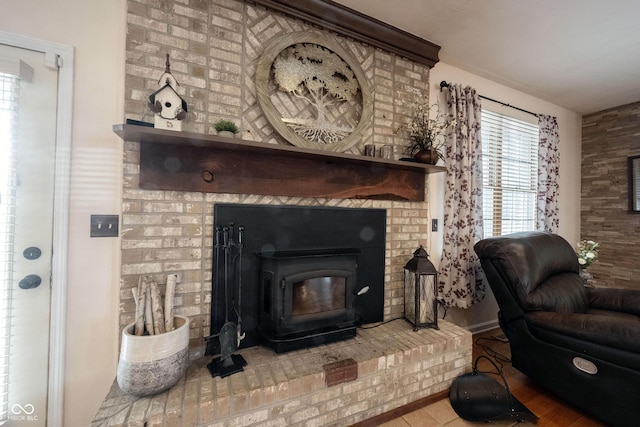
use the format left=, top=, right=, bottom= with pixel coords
left=0, top=31, right=73, bottom=427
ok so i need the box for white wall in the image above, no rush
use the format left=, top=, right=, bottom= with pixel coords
left=427, top=62, right=582, bottom=331
left=0, top=1, right=125, bottom=426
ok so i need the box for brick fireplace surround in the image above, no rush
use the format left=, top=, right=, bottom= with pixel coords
left=95, top=0, right=474, bottom=424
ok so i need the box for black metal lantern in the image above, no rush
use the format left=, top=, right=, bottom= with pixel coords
left=404, top=245, right=439, bottom=330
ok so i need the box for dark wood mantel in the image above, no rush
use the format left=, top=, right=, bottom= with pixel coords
left=250, top=0, right=440, bottom=67
left=114, top=124, right=445, bottom=201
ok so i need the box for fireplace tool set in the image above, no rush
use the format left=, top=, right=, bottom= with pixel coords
left=206, top=223, right=248, bottom=378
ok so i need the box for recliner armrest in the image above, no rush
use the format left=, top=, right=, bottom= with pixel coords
left=588, top=287, right=640, bottom=316
left=526, top=310, right=640, bottom=357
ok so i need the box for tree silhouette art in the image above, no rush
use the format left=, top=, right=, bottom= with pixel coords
left=272, top=43, right=361, bottom=144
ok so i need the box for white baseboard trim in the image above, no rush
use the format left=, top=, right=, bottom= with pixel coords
left=467, top=319, right=500, bottom=335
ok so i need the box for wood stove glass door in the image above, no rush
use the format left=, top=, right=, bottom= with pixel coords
left=291, top=276, right=346, bottom=317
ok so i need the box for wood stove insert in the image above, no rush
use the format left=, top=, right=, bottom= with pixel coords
left=259, top=248, right=359, bottom=353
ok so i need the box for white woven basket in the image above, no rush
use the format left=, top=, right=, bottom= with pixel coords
left=117, top=315, right=190, bottom=396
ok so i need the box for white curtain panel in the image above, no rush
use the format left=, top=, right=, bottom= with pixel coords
left=536, top=114, right=560, bottom=232
left=439, top=84, right=485, bottom=309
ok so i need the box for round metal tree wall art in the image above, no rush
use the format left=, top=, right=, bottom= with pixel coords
left=273, top=44, right=359, bottom=144
left=256, top=32, right=373, bottom=152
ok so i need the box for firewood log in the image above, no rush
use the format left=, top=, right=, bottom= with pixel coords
left=149, top=281, right=165, bottom=335
left=133, top=276, right=145, bottom=336
left=164, top=273, right=178, bottom=331
left=143, top=281, right=154, bottom=335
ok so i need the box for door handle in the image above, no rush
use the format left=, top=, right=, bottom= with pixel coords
left=23, top=246, right=42, bottom=260
left=19, top=274, right=42, bottom=289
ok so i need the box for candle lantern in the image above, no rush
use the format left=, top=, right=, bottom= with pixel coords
left=404, top=245, right=439, bottom=330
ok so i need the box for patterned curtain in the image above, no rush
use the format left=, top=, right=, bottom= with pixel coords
left=536, top=115, right=560, bottom=232
left=439, top=84, right=485, bottom=309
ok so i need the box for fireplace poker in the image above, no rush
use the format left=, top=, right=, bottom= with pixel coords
left=207, top=223, right=247, bottom=378
left=235, top=226, right=245, bottom=345
left=219, top=225, right=236, bottom=362
left=206, top=226, right=223, bottom=341
left=223, top=226, right=230, bottom=324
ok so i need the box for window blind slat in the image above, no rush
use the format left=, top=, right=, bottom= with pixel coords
left=0, top=72, right=19, bottom=422
left=481, top=109, right=539, bottom=238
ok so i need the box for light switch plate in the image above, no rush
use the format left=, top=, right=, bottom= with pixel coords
left=91, top=215, right=119, bottom=237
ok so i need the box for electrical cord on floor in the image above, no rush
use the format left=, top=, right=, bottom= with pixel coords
left=439, top=301, right=448, bottom=319
left=474, top=336, right=512, bottom=366
left=357, top=317, right=402, bottom=329
left=358, top=300, right=449, bottom=330
left=470, top=337, right=516, bottom=410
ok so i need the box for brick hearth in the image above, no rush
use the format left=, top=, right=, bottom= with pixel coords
left=92, top=320, right=471, bottom=426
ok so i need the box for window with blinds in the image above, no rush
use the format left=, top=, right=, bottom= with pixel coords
left=0, top=72, right=19, bottom=422
left=481, top=108, right=539, bottom=238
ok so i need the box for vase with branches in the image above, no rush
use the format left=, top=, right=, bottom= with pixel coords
left=398, top=94, right=450, bottom=164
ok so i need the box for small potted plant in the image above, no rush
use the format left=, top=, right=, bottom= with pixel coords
left=398, top=95, right=448, bottom=165
left=214, top=119, right=239, bottom=138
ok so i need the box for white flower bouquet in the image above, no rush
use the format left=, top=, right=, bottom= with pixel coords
left=576, top=240, right=599, bottom=268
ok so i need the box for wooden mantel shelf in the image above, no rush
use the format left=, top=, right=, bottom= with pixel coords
left=114, top=124, right=445, bottom=201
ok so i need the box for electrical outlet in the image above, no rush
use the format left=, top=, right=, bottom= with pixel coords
left=431, top=219, right=438, bottom=232
left=91, top=215, right=119, bottom=237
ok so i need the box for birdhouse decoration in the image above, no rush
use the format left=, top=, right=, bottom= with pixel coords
left=148, top=54, right=188, bottom=131
left=404, top=245, right=439, bottom=330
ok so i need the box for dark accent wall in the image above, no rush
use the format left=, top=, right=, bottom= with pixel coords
left=581, top=101, right=640, bottom=288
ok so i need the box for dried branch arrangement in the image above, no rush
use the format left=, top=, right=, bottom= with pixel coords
left=132, top=274, right=180, bottom=336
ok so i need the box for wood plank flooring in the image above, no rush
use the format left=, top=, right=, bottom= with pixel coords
left=471, top=329, right=603, bottom=426
left=372, top=328, right=606, bottom=427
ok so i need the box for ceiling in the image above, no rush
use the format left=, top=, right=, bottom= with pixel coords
left=333, top=0, right=640, bottom=115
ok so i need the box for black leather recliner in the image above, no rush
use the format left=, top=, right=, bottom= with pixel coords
left=474, top=231, right=640, bottom=427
